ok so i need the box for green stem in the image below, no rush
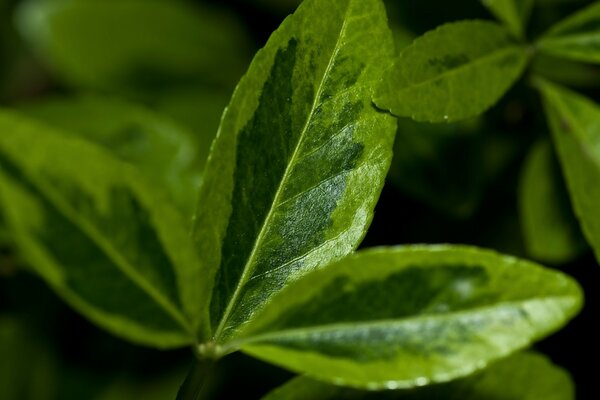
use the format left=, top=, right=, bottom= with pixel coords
left=176, top=357, right=215, bottom=400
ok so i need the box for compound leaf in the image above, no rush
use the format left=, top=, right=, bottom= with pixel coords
left=480, top=0, right=534, bottom=39
left=231, top=245, right=582, bottom=389
left=375, top=20, right=530, bottom=123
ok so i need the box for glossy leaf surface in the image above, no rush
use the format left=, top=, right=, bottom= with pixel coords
left=519, top=140, right=586, bottom=264
left=0, top=111, right=208, bottom=348
left=261, top=352, right=574, bottom=400
left=15, top=0, right=251, bottom=92
left=480, top=0, right=534, bottom=38
left=375, top=20, right=530, bottom=122
left=538, top=79, right=600, bottom=265
left=233, top=245, right=582, bottom=389
left=538, top=2, right=600, bottom=64
left=21, top=95, right=202, bottom=215
left=194, top=0, right=396, bottom=342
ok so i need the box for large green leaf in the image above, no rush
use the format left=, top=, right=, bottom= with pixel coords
left=229, top=245, right=581, bottom=389
left=0, top=110, right=209, bottom=348
left=193, top=0, right=396, bottom=343
left=480, top=0, right=534, bottom=39
left=538, top=2, right=600, bottom=64
left=20, top=95, right=202, bottom=215
left=15, top=0, right=251, bottom=92
left=375, top=20, right=530, bottom=122
left=519, top=140, right=587, bottom=264
left=537, top=79, right=600, bottom=265
left=261, top=352, right=574, bottom=400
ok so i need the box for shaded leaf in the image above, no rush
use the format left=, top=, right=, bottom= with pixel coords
left=231, top=245, right=581, bottom=389
left=15, top=0, right=251, bottom=93
left=537, top=79, right=600, bottom=265
left=193, top=0, right=396, bottom=342
left=538, top=2, right=600, bottom=64
left=0, top=110, right=208, bottom=347
left=375, top=20, right=530, bottom=122
left=530, top=53, right=600, bottom=88
left=20, top=95, right=202, bottom=215
left=519, top=140, right=587, bottom=264
left=480, top=0, right=534, bottom=38
left=261, top=351, right=574, bottom=400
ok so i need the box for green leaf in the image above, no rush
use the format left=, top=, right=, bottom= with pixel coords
left=519, top=140, right=587, bottom=264
left=479, top=0, right=534, bottom=39
left=15, top=0, right=251, bottom=93
left=19, top=95, right=203, bottom=215
left=0, top=317, right=58, bottom=400
left=375, top=20, right=530, bottom=123
left=230, top=245, right=582, bottom=389
left=0, top=110, right=209, bottom=348
left=538, top=2, right=600, bottom=64
left=261, top=351, right=574, bottom=400
left=193, top=0, right=396, bottom=343
left=537, top=79, right=600, bottom=266
left=390, top=118, right=518, bottom=218
left=530, top=53, right=600, bottom=88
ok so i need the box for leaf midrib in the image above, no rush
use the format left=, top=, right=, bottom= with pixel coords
left=26, top=167, right=194, bottom=335
left=394, top=45, right=523, bottom=95
left=228, top=295, right=577, bottom=352
left=213, top=3, right=352, bottom=340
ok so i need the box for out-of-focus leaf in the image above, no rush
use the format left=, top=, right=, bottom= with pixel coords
left=519, top=140, right=587, bottom=264
left=538, top=2, right=600, bottom=64
left=479, top=0, right=534, bottom=38
left=94, top=370, right=184, bottom=400
left=20, top=95, right=202, bottom=215
left=537, top=79, right=600, bottom=265
left=153, top=88, right=231, bottom=175
left=232, top=245, right=582, bottom=389
left=261, top=352, right=574, bottom=399
left=193, top=0, right=396, bottom=343
left=375, top=20, right=530, bottom=122
left=531, top=53, right=600, bottom=88
left=0, top=110, right=209, bottom=348
left=0, top=317, right=57, bottom=400
left=15, top=0, right=252, bottom=93
left=390, top=118, right=518, bottom=218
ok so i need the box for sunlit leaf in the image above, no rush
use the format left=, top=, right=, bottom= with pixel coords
left=231, top=245, right=581, bottom=389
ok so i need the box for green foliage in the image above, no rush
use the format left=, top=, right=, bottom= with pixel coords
left=538, top=2, right=600, bottom=64
left=193, top=0, right=396, bottom=343
left=2, top=0, right=599, bottom=397
left=538, top=79, right=600, bottom=265
left=233, top=245, right=581, bottom=389
left=518, top=140, right=587, bottom=263
left=262, top=351, right=574, bottom=400
left=375, top=20, right=530, bottom=122
left=0, top=111, right=208, bottom=347
left=480, top=0, right=534, bottom=38
left=15, top=0, right=251, bottom=93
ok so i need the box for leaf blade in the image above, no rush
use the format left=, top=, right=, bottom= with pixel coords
left=518, top=140, right=587, bottom=264
left=232, top=245, right=582, bottom=389
left=0, top=110, right=209, bottom=347
left=537, top=79, right=600, bottom=266
left=261, top=351, right=574, bottom=400
left=194, top=0, right=396, bottom=342
left=375, top=20, right=530, bottom=123
left=480, top=0, right=534, bottom=39
left=538, top=2, right=600, bottom=64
